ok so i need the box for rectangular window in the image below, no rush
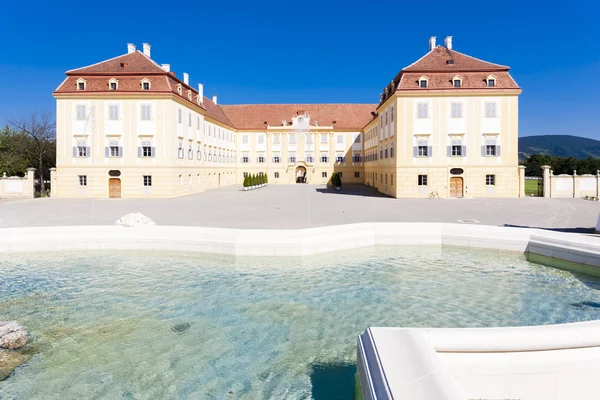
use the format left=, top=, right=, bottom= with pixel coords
left=273, top=134, right=280, bottom=144
left=354, top=134, right=361, bottom=143
left=178, top=109, right=182, bottom=123
left=257, top=154, right=265, bottom=163
left=320, top=134, right=328, bottom=144
left=142, top=82, right=150, bottom=90
left=306, top=134, right=313, bottom=144
left=272, top=154, right=281, bottom=163
left=485, top=137, right=497, bottom=156
left=355, top=171, right=360, bottom=178
left=417, top=103, right=428, bottom=118
left=108, top=104, right=119, bottom=120
left=288, top=134, right=296, bottom=144
left=391, top=106, right=394, bottom=121
left=188, top=142, right=193, bottom=159
left=143, top=175, right=152, bottom=186
left=288, top=152, right=296, bottom=163
left=109, top=140, right=120, bottom=157
left=188, top=113, right=192, bottom=127
left=197, top=117, right=201, bottom=129
left=417, top=139, right=429, bottom=157
left=241, top=153, right=249, bottom=163
left=76, top=138, right=87, bottom=157
left=258, top=135, right=264, bottom=145
left=485, top=102, right=497, bottom=118
left=243, top=135, right=248, bottom=144
left=486, top=174, right=496, bottom=186
left=352, top=152, right=361, bottom=162
left=322, top=172, right=327, bottom=178
left=141, top=105, right=152, bottom=120
left=78, top=175, right=87, bottom=186
left=274, top=172, right=280, bottom=178
left=451, top=103, right=462, bottom=118
left=336, top=134, right=343, bottom=144
left=336, top=154, right=344, bottom=163
left=142, top=140, right=152, bottom=157
left=76, top=105, right=86, bottom=120
left=306, top=152, right=313, bottom=163
left=451, top=138, right=463, bottom=156
left=488, top=79, right=496, bottom=87
left=320, top=153, right=329, bottom=163
left=418, top=175, right=428, bottom=186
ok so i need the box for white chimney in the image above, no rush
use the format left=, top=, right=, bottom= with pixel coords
left=161, top=64, right=170, bottom=72
left=127, top=43, right=136, bottom=54
left=198, top=84, right=204, bottom=103
left=142, top=43, right=151, bottom=58
left=445, top=36, right=453, bottom=50
left=183, top=73, right=189, bottom=85
left=212, top=95, right=218, bottom=104
left=429, top=36, right=437, bottom=51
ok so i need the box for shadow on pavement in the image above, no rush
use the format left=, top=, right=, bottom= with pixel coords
left=504, top=224, right=596, bottom=234
left=315, top=185, right=390, bottom=198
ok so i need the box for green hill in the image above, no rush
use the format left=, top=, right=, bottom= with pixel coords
left=519, top=135, right=600, bottom=159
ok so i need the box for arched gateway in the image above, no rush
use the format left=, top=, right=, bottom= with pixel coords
left=295, top=166, right=307, bottom=183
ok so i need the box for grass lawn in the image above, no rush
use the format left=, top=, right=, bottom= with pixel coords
left=524, top=179, right=542, bottom=196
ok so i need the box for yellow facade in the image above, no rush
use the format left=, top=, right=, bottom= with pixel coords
left=52, top=38, right=522, bottom=199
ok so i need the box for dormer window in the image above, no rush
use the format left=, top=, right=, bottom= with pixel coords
left=452, top=75, right=462, bottom=88
left=177, top=84, right=182, bottom=95
left=486, top=75, right=496, bottom=87
left=418, top=76, right=428, bottom=88
left=140, top=78, right=151, bottom=91
left=188, top=90, right=192, bottom=100
left=108, top=78, right=119, bottom=91
left=76, top=78, right=87, bottom=91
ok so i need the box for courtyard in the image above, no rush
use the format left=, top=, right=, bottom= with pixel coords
left=0, top=184, right=597, bottom=232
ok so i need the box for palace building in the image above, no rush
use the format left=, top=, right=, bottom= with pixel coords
left=52, top=36, right=523, bottom=199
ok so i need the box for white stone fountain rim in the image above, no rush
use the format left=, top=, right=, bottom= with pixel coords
left=0, top=223, right=598, bottom=271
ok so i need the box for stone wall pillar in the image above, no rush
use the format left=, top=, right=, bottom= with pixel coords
left=26, top=168, right=36, bottom=198
left=518, top=165, right=526, bottom=198
left=541, top=165, right=551, bottom=198
left=50, top=167, right=57, bottom=198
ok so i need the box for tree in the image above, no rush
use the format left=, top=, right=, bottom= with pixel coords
left=9, top=113, right=56, bottom=194
left=0, top=125, right=31, bottom=176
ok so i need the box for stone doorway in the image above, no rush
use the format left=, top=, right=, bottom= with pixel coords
left=109, top=178, right=121, bottom=198
left=449, top=177, right=463, bottom=198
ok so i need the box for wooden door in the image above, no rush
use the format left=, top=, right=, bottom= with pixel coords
left=449, top=177, right=463, bottom=198
left=108, top=178, right=121, bottom=198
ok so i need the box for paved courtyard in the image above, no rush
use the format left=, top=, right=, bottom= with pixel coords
left=0, top=184, right=598, bottom=232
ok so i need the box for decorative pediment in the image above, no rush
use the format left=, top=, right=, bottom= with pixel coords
left=108, top=78, right=119, bottom=90
left=140, top=78, right=151, bottom=90
left=75, top=78, right=87, bottom=90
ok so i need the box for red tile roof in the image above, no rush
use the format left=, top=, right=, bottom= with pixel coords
left=66, top=51, right=166, bottom=75
left=221, top=104, right=377, bottom=130
left=379, top=45, right=521, bottom=106
left=402, top=46, right=509, bottom=72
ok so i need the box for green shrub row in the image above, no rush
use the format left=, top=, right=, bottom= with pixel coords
left=243, top=173, right=268, bottom=188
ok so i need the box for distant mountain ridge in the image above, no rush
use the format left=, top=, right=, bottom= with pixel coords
left=519, top=135, right=600, bottom=159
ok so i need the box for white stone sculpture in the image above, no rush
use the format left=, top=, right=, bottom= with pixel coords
left=115, top=212, right=156, bottom=227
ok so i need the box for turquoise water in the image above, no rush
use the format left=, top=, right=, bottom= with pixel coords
left=1, top=247, right=600, bottom=399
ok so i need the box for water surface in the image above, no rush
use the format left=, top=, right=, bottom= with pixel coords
left=1, top=247, right=600, bottom=399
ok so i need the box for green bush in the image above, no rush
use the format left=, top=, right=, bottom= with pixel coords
left=331, top=172, right=342, bottom=187
left=265, top=174, right=268, bottom=184
left=243, top=175, right=249, bottom=187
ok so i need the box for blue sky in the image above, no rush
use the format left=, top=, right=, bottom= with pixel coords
left=0, top=0, right=598, bottom=139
